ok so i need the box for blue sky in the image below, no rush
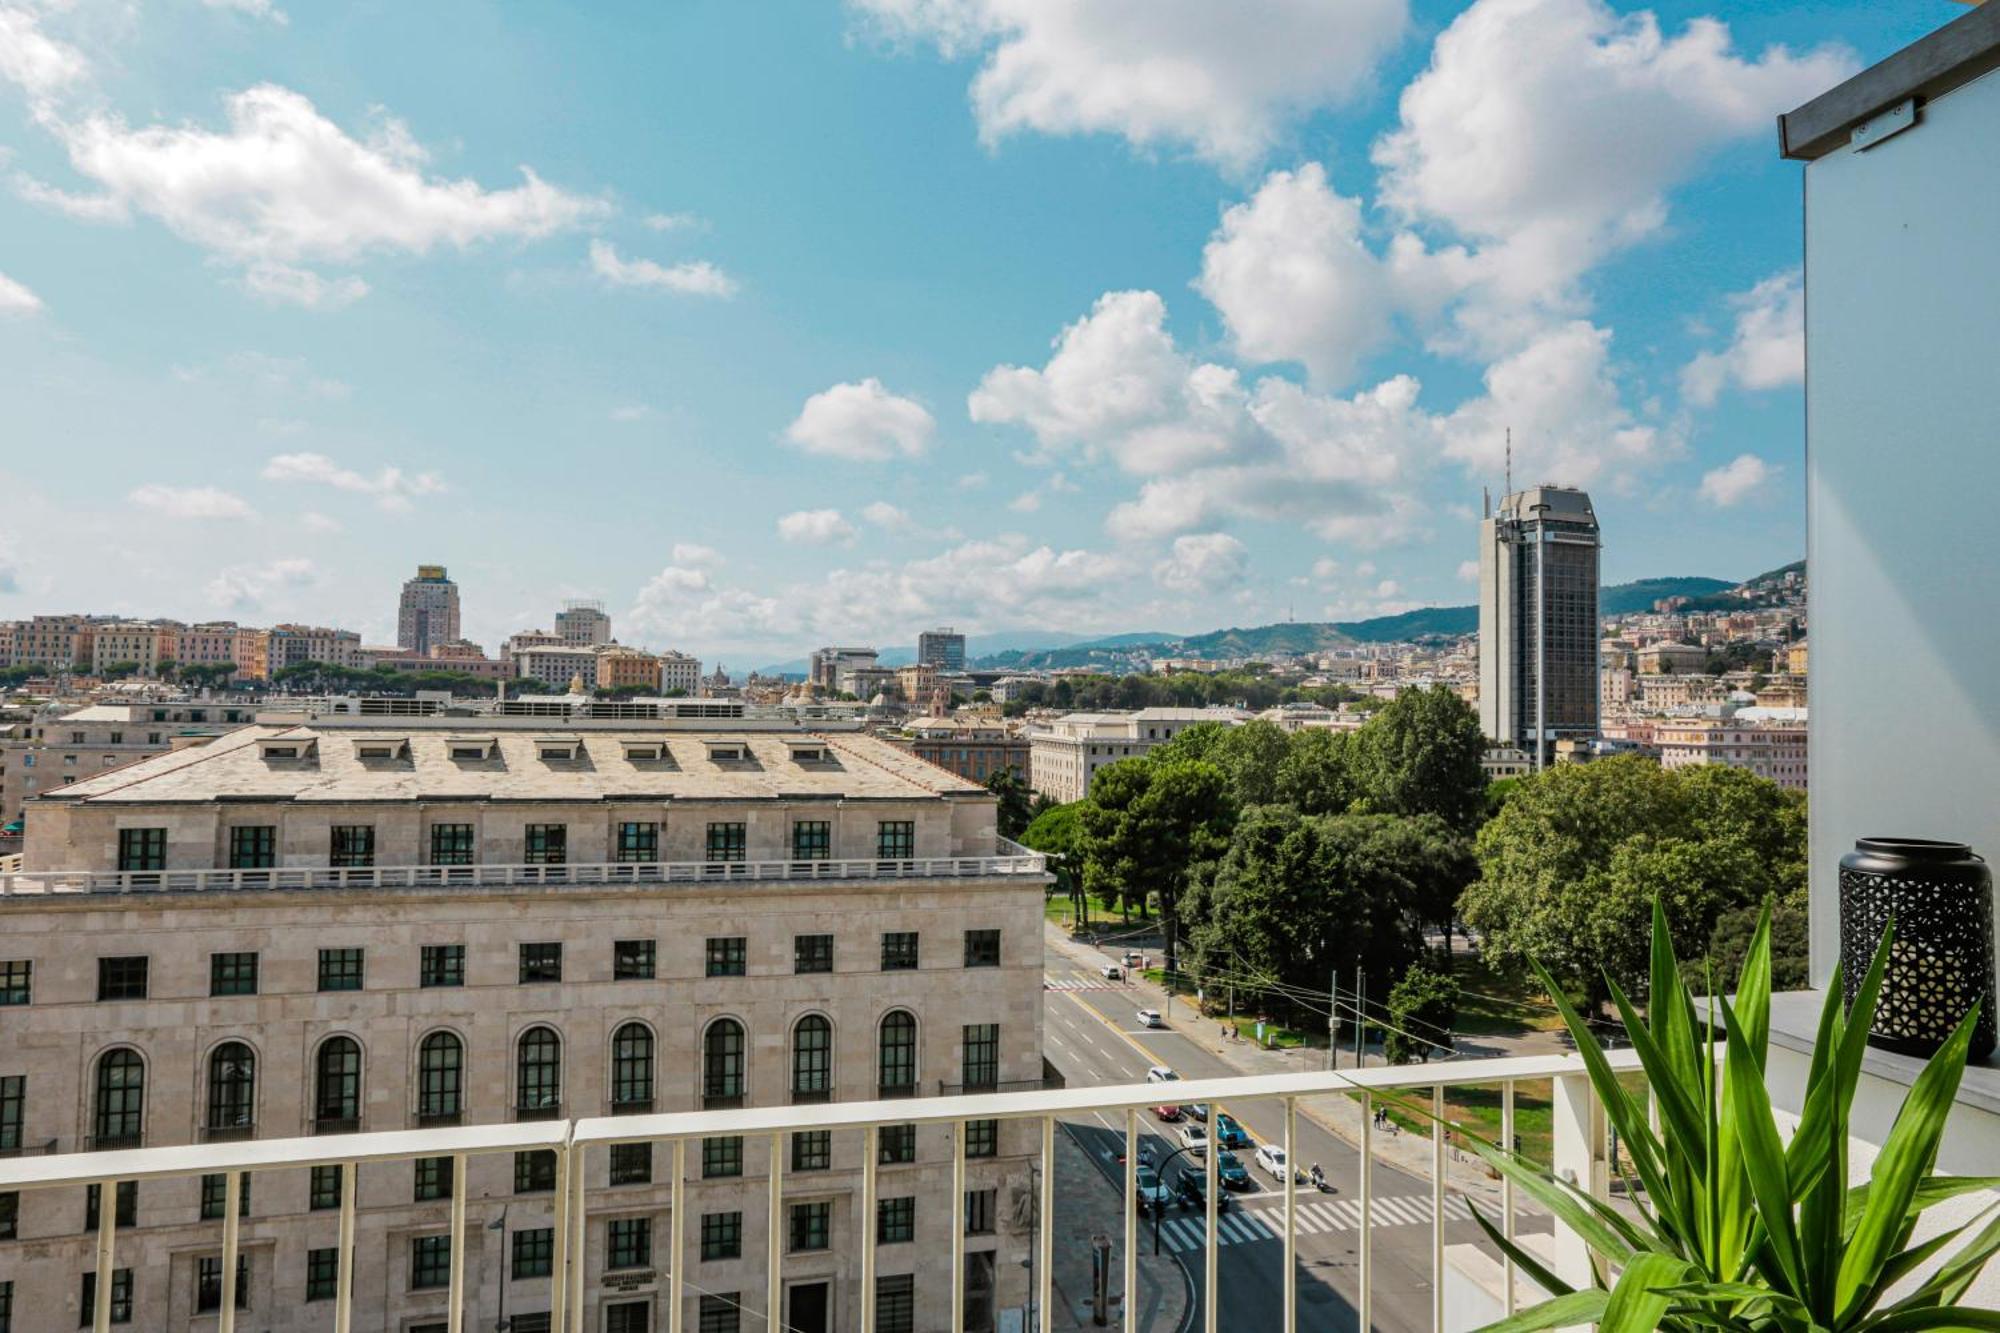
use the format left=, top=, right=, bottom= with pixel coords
left=0, top=0, right=1950, bottom=662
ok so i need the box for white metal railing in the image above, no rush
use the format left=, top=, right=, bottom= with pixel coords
left=0, top=840, right=1047, bottom=898
left=0, top=1051, right=1636, bottom=1333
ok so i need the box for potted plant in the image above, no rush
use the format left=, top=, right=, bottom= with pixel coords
left=1453, top=899, right=1997, bottom=1331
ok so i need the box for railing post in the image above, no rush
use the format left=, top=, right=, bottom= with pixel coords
left=220, top=1169, right=241, bottom=1333
left=862, top=1126, right=878, bottom=1333
left=1122, top=1108, right=1137, bottom=1333
left=569, top=1141, right=586, bottom=1333
left=447, top=1152, right=468, bottom=1333
left=1359, top=1093, right=1372, bottom=1332
left=1282, top=1097, right=1296, bottom=1333
left=93, top=1177, right=116, bottom=1333
left=951, top=1120, right=966, bottom=1333
left=769, top=1133, right=784, bottom=1333
left=1432, top=1085, right=1445, bottom=1333
left=550, top=1146, right=571, bottom=1333
left=670, top=1139, right=686, bottom=1333
left=1204, top=1115, right=1219, bottom=1333
left=1502, top=1081, right=1517, bottom=1315
left=334, top=1161, right=357, bottom=1333
left=1038, top=1117, right=1054, bottom=1333
left=1550, top=1070, right=1607, bottom=1290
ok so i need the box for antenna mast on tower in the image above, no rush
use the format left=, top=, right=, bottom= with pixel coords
left=1505, top=427, right=1513, bottom=497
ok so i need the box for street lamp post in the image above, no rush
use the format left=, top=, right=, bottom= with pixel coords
left=487, top=1205, right=509, bottom=1332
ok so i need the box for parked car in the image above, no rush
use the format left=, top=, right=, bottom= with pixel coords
left=1145, top=1066, right=1179, bottom=1084
left=1136, top=1009, right=1164, bottom=1029
left=1133, top=1165, right=1172, bottom=1214
left=1213, top=1113, right=1249, bottom=1149
left=1123, top=950, right=1145, bottom=968
left=1100, top=964, right=1123, bottom=981
left=1175, top=1171, right=1233, bottom=1213
left=1152, top=1104, right=1183, bottom=1123
left=1178, top=1124, right=1208, bottom=1157
left=1182, top=1102, right=1209, bottom=1122
left=1254, top=1144, right=1288, bottom=1179
left=1216, top=1151, right=1252, bottom=1191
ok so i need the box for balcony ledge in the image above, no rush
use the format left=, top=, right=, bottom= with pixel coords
left=1766, top=988, right=2000, bottom=1116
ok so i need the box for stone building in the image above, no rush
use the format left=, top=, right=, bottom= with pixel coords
left=0, top=713, right=1046, bottom=1333
left=0, top=700, right=250, bottom=823
left=1025, top=707, right=1247, bottom=803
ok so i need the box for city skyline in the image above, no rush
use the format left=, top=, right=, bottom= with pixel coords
left=0, top=2, right=1935, bottom=660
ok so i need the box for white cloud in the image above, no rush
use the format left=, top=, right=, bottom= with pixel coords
left=174, top=352, right=351, bottom=400
left=242, top=260, right=368, bottom=309
left=609, top=404, right=651, bottom=422
left=643, top=211, right=703, bottom=232
left=128, top=484, right=255, bottom=519
left=851, top=0, right=1408, bottom=168
left=24, top=84, right=605, bottom=300
left=785, top=378, right=936, bottom=462
left=1457, top=559, right=1480, bottom=582
left=1681, top=269, right=1803, bottom=406
left=205, top=556, right=316, bottom=609
left=1312, top=558, right=1341, bottom=581
left=201, top=0, right=287, bottom=23
left=588, top=239, right=736, bottom=297
left=0, top=271, right=44, bottom=315
left=777, top=508, right=858, bottom=545
left=1196, top=164, right=1394, bottom=388
left=1155, top=532, right=1249, bottom=594
left=670, top=542, right=723, bottom=566
left=300, top=511, right=342, bottom=533
left=0, top=5, right=87, bottom=104
left=261, top=452, right=446, bottom=512
left=955, top=471, right=990, bottom=490
left=862, top=501, right=911, bottom=530
left=1698, top=453, right=1772, bottom=507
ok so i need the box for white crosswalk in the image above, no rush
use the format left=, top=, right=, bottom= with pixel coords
left=1044, top=974, right=1124, bottom=991
left=1151, top=1193, right=1532, bottom=1251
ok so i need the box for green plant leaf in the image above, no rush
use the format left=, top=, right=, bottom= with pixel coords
left=1859, top=1309, right=2000, bottom=1333
left=1882, top=1203, right=2000, bottom=1314
left=1471, top=1288, right=1610, bottom=1333
left=1601, top=1252, right=1696, bottom=1333
left=1465, top=1135, right=1646, bottom=1263
left=1720, top=993, right=1806, bottom=1297
left=1466, top=1199, right=1577, bottom=1302
left=1652, top=1279, right=1812, bottom=1318
left=1846, top=1177, right=2000, bottom=1238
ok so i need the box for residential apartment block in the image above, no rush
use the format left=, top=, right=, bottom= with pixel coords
left=0, top=701, right=251, bottom=823
left=889, top=717, right=1029, bottom=785
left=1026, top=707, right=1247, bottom=803
left=1655, top=715, right=1809, bottom=789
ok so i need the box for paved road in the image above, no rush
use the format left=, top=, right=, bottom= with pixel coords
left=1042, top=950, right=1540, bottom=1332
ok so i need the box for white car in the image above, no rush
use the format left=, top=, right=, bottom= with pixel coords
left=1178, top=1124, right=1209, bottom=1157
left=1136, top=1009, right=1164, bottom=1029
left=1254, top=1144, right=1288, bottom=1179
left=1100, top=964, right=1123, bottom=981
left=1145, top=1065, right=1179, bottom=1084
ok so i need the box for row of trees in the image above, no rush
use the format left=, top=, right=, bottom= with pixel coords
left=999, top=671, right=1375, bottom=716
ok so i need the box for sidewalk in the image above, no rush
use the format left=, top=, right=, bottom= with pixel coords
left=1044, top=921, right=1519, bottom=1202
left=1046, top=1116, right=1190, bottom=1332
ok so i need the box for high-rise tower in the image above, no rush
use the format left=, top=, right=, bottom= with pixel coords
left=916, top=626, right=967, bottom=674
left=1478, top=486, right=1601, bottom=769
left=397, top=564, right=461, bottom=656
left=555, top=599, right=612, bottom=646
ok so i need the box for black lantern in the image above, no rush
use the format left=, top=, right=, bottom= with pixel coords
left=1840, top=837, right=1997, bottom=1061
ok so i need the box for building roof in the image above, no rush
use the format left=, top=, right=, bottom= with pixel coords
left=37, top=723, right=989, bottom=805
left=1780, top=2, right=2000, bottom=161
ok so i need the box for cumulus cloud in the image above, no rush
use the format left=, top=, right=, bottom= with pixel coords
left=850, top=0, right=1408, bottom=168
left=785, top=378, right=936, bottom=462
left=1698, top=453, right=1772, bottom=507
left=129, top=484, right=256, bottom=520
left=201, top=0, right=287, bottom=23
left=1457, top=559, right=1480, bottom=582
left=588, top=239, right=737, bottom=297
left=862, top=501, right=912, bottom=530
left=609, top=405, right=651, bottom=422
left=242, top=260, right=368, bottom=309
left=0, top=5, right=87, bottom=104
left=643, top=211, right=703, bottom=231
left=261, top=452, right=446, bottom=512
left=205, top=557, right=317, bottom=609
left=0, top=271, right=44, bottom=315
left=1155, top=532, right=1249, bottom=594
left=1681, top=269, right=1803, bottom=406
left=670, top=542, right=723, bottom=566
left=777, top=508, right=859, bottom=545
left=300, top=511, right=342, bottom=534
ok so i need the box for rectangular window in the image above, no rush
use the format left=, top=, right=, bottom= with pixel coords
left=197, top=1173, right=248, bottom=1220
left=790, top=820, right=830, bottom=861
left=0, top=960, right=29, bottom=1006
left=700, top=1211, right=742, bottom=1261
left=514, top=1150, right=557, bottom=1194
left=788, top=1201, right=831, bottom=1253
left=97, top=956, right=147, bottom=1001
left=410, top=1235, right=452, bottom=1290
left=606, top=1217, right=651, bottom=1270
left=962, top=1023, right=1000, bottom=1091
left=705, top=937, right=746, bottom=977
left=309, top=1165, right=342, bottom=1211
left=79, top=1268, right=133, bottom=1325
left=877, top=1275, right=916, bottom=1333
left=705, top=822, right=746, bottom=862
left=227, top=825, right=276, bottom=869
left=86, top=1180, right=137, bottom=1228
left=876, top=820, right=915, bottom=860
left=0, top=1077, right=21, bottom=1153
left=701, top=1136, right=742, bottom=1179
left=793, top=933, right=833, bottom=974
left=413, top=1155, right=454, bottom=1202
left=966, top=1118, right=1000, bottom=1159
left=964, top=928, right=1001, bottom=968
left=317, top=948, right=364, bottom=992
left=0, top=1191, right=15, bottom=1241
left=305, top=1247, right=339, bottom=1301
left=791, top=1131, right=831, bottom=1173
left=615, top=821, right=658, bottom=863
left=523, top=824, right=567, bottom=865
left=879, top=1124, right=916, bottom=1165
left=429, top=823, right=475, bottom=866
left=699, top=1295, right=741, bottom=1333
left=512, top=1228, right=554, bottom=1280
left=329, top=825, right=375, bottom=868
left=613, top=939, right=655, bottom=980
left=882, top=931, right=919, bottom=971
left=966, top=1188, right=997, bottom=1236
left=420, top=944, right=465, bottom=988
left=195, top=1256, right=249, bottom=1313
left=208, top=952, right=257, bottom=997
left=116, top=828, right=165, bottom=872
left=519, top=942, right=563, bottom=984
left=608, top=1143, right=653, bottom=1186
left=512, top=1317, right=552, bottom=1333
left=877, top=1196, right=915, bottom=1244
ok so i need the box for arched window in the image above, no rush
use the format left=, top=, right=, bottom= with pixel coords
left=703, top=1019, right=745, bottom=1109
left=878, top=1010, right=917, bottom=1096
left=417, top=1032, right=463, bottom=1124
left=610, top=1023, right=654, bottom=1111
left=516, top=1027, right=562, bottom=1117
left=93, top=1049, right=145, bottom=1147
left=205, top=1042, right=255, bottom=1134
left=792, top=1015, right=832, bottom=1103
left=314, top=1037, right=361, bottom=1130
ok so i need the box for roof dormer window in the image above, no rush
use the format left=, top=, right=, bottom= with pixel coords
left=258, top=737, right=317, bottom=762
left=355, top=738, right=410, bottom=760
left=622, top=741, right=668, bottom=763
left=702, top=739, right=748, bottom=763
left=447, top=737, right=497, bottom=762
left=537, top=738, right=583, bottom=762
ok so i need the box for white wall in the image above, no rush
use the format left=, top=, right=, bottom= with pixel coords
left=1804, top=63, right=2000, bottom=983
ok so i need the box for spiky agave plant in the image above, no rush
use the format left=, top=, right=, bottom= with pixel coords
left=1462, top=899, right=1999, bottom=1332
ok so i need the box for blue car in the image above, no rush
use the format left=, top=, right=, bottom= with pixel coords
left=1214, top=1113, right=1250, bottom=1150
